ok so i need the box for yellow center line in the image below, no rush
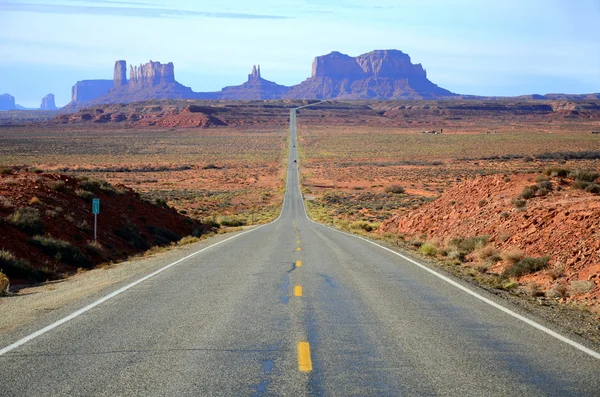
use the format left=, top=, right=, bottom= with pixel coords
left=294, top=285, right=303, bottom=296
left=297, top=342, right=312, bottom=372
left=297, top=240, right=301, bottom=244
left=296, top=260, right=302, bottom=267
left=297, top=247, right=301, bottom=251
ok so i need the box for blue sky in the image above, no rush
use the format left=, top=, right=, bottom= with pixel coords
left=0, top=0, right=599, bottom=107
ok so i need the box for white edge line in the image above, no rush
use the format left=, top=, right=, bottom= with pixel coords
left=294, top=119, right=600, bottom=361
left=0, top=224, right=273, bottom=357
left=0, top=121, right=298, bottom=357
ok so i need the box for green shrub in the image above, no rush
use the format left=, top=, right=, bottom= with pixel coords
left=30, top=235, right=92, bottom=267
left=569, top=170, right=599, bottom=182
left=75, top=188, right=94, bottom=201
left=513, top=198, right=526, bottom=208
left=503, top=256, right=549, bottom=277
left=384, top=184, right=405, bottom=194
left=520, top=186, right=537, bottom=199
left=449, top=236, right=489, bottom=255
left=0, top=166, right=14, bottom=175
left=50, top=180, right=67, bottom=192
left=419, top=243, right=438, bottom=256
left=585, top=184, right=600, bottom=194
left=536, top=180, right=553, bottom=191
left=349, top=221, right=378, bottom=232
left=544, top=167, right=569, bottom=177
left=0, top=249, right=54, bottom=281
left=219, top=216, right=245, bottom=227
left=7, top=207, right=44, bottom=235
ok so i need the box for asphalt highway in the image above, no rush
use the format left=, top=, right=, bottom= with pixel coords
left=1, top=108, right=599, bottom=396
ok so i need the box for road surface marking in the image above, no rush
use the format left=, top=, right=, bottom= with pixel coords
left=297, top=342, right=312, bottom=371
left=297, top=247, right=301, bottom=251
left=294, top=285, right=303, bottom=296
left=296, top=260, right=302, bottom=267
left=297, top=240, right=301, bottom=244
left=0, top=225, right=273, bottom=357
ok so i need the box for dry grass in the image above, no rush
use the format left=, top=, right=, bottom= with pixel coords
left=0, top=271, right=9, bottom=295
left=567, top=280, right=596, bottom=296
left=501, top=249, right=525, bottom=265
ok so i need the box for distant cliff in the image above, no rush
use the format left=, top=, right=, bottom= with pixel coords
left=0, top=94, right=17, bottom=110
left=71, top=80, right=113, bottom=104
left=40, top=93, right=58, bottom=110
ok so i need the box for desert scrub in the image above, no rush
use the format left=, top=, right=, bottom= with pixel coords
left=384, top=184, right=405, bottom=194
left=350, top=221, right=379, bottom=232
left=569, top=170, right=599, bottom=183
left=7, top=207, right=44, bottom=235
left=503, top=256, right=549, bottom=277
left=419, top=243, right=438, bottom=256
left=567, top=280, right=595, bottom=296
left=543, top=167, right=569, bottom=178
left=30, top=235, right=93, bottom=268
left=501, top=248, right=524, bottom=264
left=146, top=225, right=182, bottom=245
left=50, top=180, right=67, bottom=192
left=0, top=166, right=14, bottom=175
left=218, top=216, right=246, bottom=227
left=0, top=270, right=9, bottom=295
left=448, top=236, right=489, bottom=256
left=75, top=188, right=94, bottom=201
left=0, top=248, right=54, bottom=281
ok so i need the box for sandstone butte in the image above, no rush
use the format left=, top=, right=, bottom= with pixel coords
left=65, top=50, right=459, bottom=108
left=378, top=173, right=600, bottom=308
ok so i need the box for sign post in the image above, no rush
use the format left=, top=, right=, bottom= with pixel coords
left=92, top=198, right=100, bottom=242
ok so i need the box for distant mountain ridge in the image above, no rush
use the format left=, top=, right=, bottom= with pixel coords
left=65, top=50, right=461, bottom=108
left=3, top=49, right=593, bottom=110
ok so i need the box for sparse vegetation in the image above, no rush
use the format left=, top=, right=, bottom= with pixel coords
left=50, top=180, right=67, bottom=192
left=0, top=249, right=54, bottom=282
left=0, top=270, right=9, bottom=295
left=567, top=280, right=595, bottom=296
left=384, top=184, right=405, bottom=194
left=503, top=256, right=549, bottom=277
left=75, top=188, right=95, bottom=201
left=30, top=235, right=92, bottom=267
left=419, top=243, right=437, bottom=256
left=7, top=207, right=44, bottom=235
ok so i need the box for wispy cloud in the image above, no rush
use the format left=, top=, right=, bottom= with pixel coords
left=0, top=2, right=290, bottom=19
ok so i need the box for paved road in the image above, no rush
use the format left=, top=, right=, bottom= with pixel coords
left=1, top=108, right=599, bottom=396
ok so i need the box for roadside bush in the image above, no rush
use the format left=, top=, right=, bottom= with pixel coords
left=419, top=243, right=437, bottom=256
left=0, top=249, right=54, bottom=282
left=384, top=184, right=405, bottom=194
left=448, top=236, right=489, bottom=255
left=567, top=280, right=595, bottom=296
left=219, top=216, right=245, bottom=227
left=503, top=256, right=549, bottom=277
left=501, top=248, right=524, bottom=265
left=546, top=283, right=567, bottom=298
left=513, top=198, right=526, bottom=208
left=350, top=221, right=378, bottom=232
left=31, top=235, right=92, bottom=267
left=147, top=225, right=182, bottom=245
left=113, top=225, right=149, bottom=250
left=0, top=271, right=9, bottom=295
left=29, top=196, right=41, bottom=205
left=7, top=207, right=44, bottom=235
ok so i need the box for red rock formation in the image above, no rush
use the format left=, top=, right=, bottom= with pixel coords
left=39, top=93, right=57, bottom=110
left=287, top=50, right=455, bottom=99
left=113, top=60, right=127, bottom=88
left=219, top=65, right=290, bottom=100
left=0, top=93, right=17, bottom=110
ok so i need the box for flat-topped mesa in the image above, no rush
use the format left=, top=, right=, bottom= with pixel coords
left=311, top=50, right=426, bottom=79
left=0, top=93, right=17, bottom=110
left=113, top=60, right=127, bottom=87
left=128, top=60, right=175, bottom=87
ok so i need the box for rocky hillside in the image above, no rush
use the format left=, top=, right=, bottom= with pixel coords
left=0, top=167, right=211, bottom=288
left=379, top=170, right=600, bottom=308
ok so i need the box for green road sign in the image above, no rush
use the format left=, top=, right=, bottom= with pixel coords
left=92, top=198, right=100, bottom=215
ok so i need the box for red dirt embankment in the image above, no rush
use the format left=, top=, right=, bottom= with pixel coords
left=0, top=168, right=210, bottom=286
left=379, top=173, right=600, bottom=307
